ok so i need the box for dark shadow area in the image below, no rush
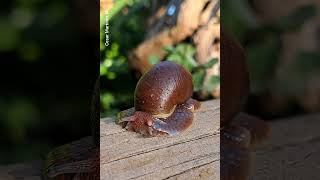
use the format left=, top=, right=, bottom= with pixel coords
left=0, top=0, right=99, bottom=164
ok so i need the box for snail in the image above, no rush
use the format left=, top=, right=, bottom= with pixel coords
left=118, top=61, right=201, bottom=136
left=221, top=29, right=271, bottom=180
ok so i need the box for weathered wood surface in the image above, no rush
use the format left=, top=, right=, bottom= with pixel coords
left=2, top=104, right=320, bottom=180
left=100, top=100, right=221, bottom=180
left=249, top=113, right=320, bottom=180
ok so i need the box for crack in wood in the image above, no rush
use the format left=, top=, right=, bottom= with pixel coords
left=163, top=160, right=218, bottom=180
left=103, top=133, right=219, bottom=164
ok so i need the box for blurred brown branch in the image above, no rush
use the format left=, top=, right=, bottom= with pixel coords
left=129, top=0, right=220, bottom=74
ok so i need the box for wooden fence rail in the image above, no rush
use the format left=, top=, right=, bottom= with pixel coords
left=2, top=99, right=320, bottom=180
left=100, top=100, right=220, bottom=180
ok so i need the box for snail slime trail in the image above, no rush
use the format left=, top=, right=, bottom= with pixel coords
left=118, top=61, right=201, bottom=137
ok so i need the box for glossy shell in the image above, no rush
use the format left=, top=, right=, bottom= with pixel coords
left=134, top=61, right=193, bottom=117
left=221, top=29, right=249, bottom=126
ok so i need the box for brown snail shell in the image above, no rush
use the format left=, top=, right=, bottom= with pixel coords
left=122, top=61, right=200, bottom=136
left=134, top=61, right=193, bottom=118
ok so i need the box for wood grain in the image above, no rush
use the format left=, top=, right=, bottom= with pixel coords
left=249, top=113, right=320, bottom=180
left=2, top=102, right=319, bottom=180
left=100, top=100, right=220, bottom=180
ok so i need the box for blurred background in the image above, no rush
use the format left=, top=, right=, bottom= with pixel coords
left=0, top=0, right=98, bottom=164
left=100, top=1, right=320, bottom=161
left=2, top=0, right=317, bottom=169
left=222, top=0, right=320, bottom=119
left=100, top=0, right=220, bottom=117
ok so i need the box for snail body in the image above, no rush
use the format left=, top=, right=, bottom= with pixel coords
left=121, top=61, right=200, bottom=136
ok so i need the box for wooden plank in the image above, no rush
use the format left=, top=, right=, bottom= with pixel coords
left=100, top=100, right=220, bottom=180
left=250, top=113, right=320, bottom=180
left=3, top=102, right=319, bottom=180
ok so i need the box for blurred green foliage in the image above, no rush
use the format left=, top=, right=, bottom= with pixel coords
left=100, top=0, right=151, bottom=117
left=0, top=0, right=94, bottom=163
left=0, top=98, right=39, bottom=143
left=273, top=5, right=317, bottom=32
left=222, top=0, right=318, bottom=94
left=0, top=0, right=68, bottom=59
left=277, top=51, right=320, bottom=94
left=100, top=1, right=220, bottom=117
left=0, top=97, right=51, bottom=163
left=161, top=44, right=198, bottom=71
left=149, top=44, right=219, bottom=93
left=246, top=35, right=279, bottom=93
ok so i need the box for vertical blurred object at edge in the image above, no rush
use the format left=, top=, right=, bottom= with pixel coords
left=0, top=0, right=99, bottom=164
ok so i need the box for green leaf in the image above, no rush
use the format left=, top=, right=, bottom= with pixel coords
left=148, top=55, right=161, bottom=65
left=194, top=58, right=219, bottom=71
left=204, top=75, right=220, bottom=92
left=191, top=58, right=218, bottom=74
left=107, top=72, right=116, bottom=80
left=176, top=43, right=196, bottom=57
left=203, top=58, right=219, bottom=68
left=100, top=65, right=107, bottom=75
left=100, top=92, right=115, bottom=110
left=167, top=53, right=183, bottom=62
left=192, top=70, right=205, bottom=91
left=164, top=43, right=198, bottom=71
left=185, top=56, right=198, bottom=67
left=167, top=55, right=194, bottom=71
left=102, top=59, right=113, bottom=68
left=162, top=45, right=174, bottom=53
